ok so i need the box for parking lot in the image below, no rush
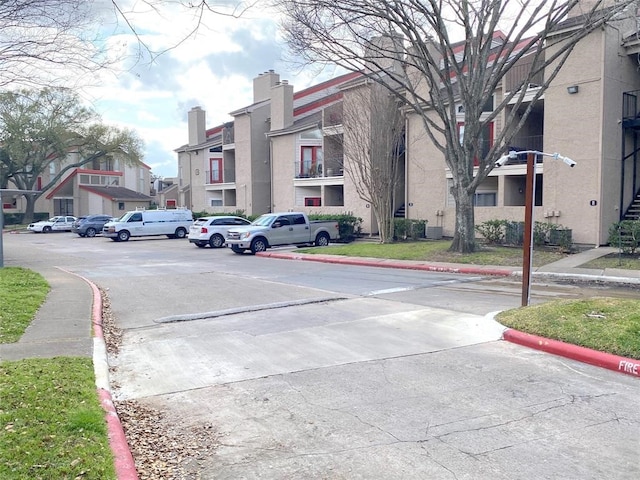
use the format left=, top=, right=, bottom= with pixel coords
left=4, top=231, right=640, bottom=479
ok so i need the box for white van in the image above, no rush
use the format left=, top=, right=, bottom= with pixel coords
left=103, top=208, right=193, bottom=242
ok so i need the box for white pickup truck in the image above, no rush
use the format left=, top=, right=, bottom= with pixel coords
left=226, top=212, right=340, bottom=254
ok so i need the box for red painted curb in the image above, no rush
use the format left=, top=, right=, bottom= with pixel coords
left=98, top=389, right=139, bottom=479
left=58, top=268, right=139, bottom=479
left=257, top=251, right=514, bottom=277
left=503, top=329, right=640, bottom=378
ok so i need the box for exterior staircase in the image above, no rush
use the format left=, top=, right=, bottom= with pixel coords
left=394, top=204, right=406, bottom=218
left=623, top=190, right=640, bottom=221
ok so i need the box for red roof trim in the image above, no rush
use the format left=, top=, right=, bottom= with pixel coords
left=206, top=125, right=224, bottom=138
left=293, top=71, right=362, bottom=100
left=294, top=92, right=343, bottom=117
left=76, top=169, right=123, bottom=176
left=46, top=170, right=77, bottom=199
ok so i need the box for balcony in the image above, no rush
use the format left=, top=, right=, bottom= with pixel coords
left=504, top=61, right=544, bottom=94
left=295, top=159, right=344, bottom=179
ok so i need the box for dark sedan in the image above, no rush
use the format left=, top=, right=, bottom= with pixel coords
left=71, top=214, right=114, bottom=237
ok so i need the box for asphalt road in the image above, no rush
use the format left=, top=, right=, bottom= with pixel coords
left=5, top=232, right=640, bottom=479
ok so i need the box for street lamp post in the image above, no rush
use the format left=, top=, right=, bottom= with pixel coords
left=495, top=150, right=576, bottom=306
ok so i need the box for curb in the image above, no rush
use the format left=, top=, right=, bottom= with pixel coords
left=503, top=329, right=640, bottom=378
left=58, top=268, right=139, bottom=480
left=257, top=251, right=516, bottom=277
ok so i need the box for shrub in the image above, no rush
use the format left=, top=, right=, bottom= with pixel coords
left=309, top=213, right=362, bottom=243
left=393, top=218, right=427, bottom=241
left=475, top=220, right=506, bottom=244
left=608, top=220, right=640, bottom=255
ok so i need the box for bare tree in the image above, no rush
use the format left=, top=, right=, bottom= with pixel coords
left=0, top=0, right=112, bottom=88
left=0, top=1, right=255, bottom=88
left=339, top=79, right=405, bottom=243
left=0, top=89, right=143, bottom=222
left=277, top=0, right=637, bottom=252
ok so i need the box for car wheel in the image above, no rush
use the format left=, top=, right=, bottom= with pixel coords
left=175, top=227, right=187, bottom=239
left=85, top=227, right=97, bottom=238
left=209, top=234, right=225, bottom=248
left=231, top=245, right=245, bottom=254
left=78, top=233, right=86, bottom=238
left=43, top=226, right=52, bottom=233
left=250, top=237, right=268, bottom=254
left=315, top=232, right=330, bottom=247
left=117, top=230, right=130, bottom=242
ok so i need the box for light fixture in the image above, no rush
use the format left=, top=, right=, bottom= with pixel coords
left=567, top=85, right=579, bottom=94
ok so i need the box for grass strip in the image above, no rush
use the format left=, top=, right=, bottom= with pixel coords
left=0, top=357, right=116, bottom=479
left=497, top=297, right=640, bottom=359
left=0, top=267, right=49, bottom=344
left=303, top=240, right=566, bottom=267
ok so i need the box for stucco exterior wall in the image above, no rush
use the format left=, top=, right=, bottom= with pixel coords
left=233, top=114, right=254, bottom=213
left=270, top=134, right=297, bottom=211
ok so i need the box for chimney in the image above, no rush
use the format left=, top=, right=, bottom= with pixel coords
left=270, top=80, right=294, bottom=131
left=253, top=70, right=280, bottom=103
left=188, top=106, right=206, bottom=147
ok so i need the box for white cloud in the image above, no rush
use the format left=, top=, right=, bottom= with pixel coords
left=79, top=1, right=312, bottom=178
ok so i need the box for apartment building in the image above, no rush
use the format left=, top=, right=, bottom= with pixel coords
left=405, top=9, right=640, bottom=246
left=178, top=6, right=640, bottom=245
left=3, top=151, right=152, bottom=219
left=175, top=70, right=363, bottom=217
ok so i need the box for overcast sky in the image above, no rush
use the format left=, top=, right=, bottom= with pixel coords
left=84, top=1, right=335, bottom=179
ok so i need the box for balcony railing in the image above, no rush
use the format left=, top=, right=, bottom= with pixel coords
left=222, top=124, right=234, bottom=144
left=295, top=159, right=344, bottom=178
left=504, top=62, right=544, bottom=93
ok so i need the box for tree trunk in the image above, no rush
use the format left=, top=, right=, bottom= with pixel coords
left=22, top=194, right=37, bottom=224
left=449, top=186, right=476, bottom=253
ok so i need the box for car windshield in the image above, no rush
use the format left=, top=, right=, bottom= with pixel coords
left=193, top=218, right=209, bottom=225
left=252, top=215, right=276, bottom=226
left=116, top=212, right=132, bottom=222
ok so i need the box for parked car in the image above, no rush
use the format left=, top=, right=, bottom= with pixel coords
left=27, top=216, right=77, bottom=233
left=188, top=215, right=252, bottom=248
left=226, top=212, right=340, bottom=254
left=71, top=214, right=114, bottom=237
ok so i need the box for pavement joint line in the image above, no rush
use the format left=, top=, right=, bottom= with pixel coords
left=154, top=296, right=350, bottom=324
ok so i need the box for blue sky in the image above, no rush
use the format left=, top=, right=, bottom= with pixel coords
left=84, top=1, right=333, bottom=178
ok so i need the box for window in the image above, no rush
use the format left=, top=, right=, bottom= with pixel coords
left=300, top=128, right=322, bottom=140
left=210, top=158, right=222, bottom=183
left=305, top=197, right=321, bottom=207
left=457, top=121, right=494, bottom=162
left=291, top=214, right=306, bottom=225
left=129, top=213, right=142, bottom=222
left=300, top=146, right=323, bottom=177
left=166, top=199, right=177, bottom=208
left=119, top=202, right=125, bottom=210
left=210, top=199, right=223, bottom=207
left=474, top=192, right=497, bottom=207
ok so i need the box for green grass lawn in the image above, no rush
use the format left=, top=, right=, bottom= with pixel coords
left=0, top=267, right=115, bottom=479
left=0, top=267, right=49, bottom=343
left=497, top=297, right=640, bottom=360
left=0, top=358, right=116, bottom=479
left=579, top=253, right=640, bottom=270
left=302, top=239, right=567, bottom=267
